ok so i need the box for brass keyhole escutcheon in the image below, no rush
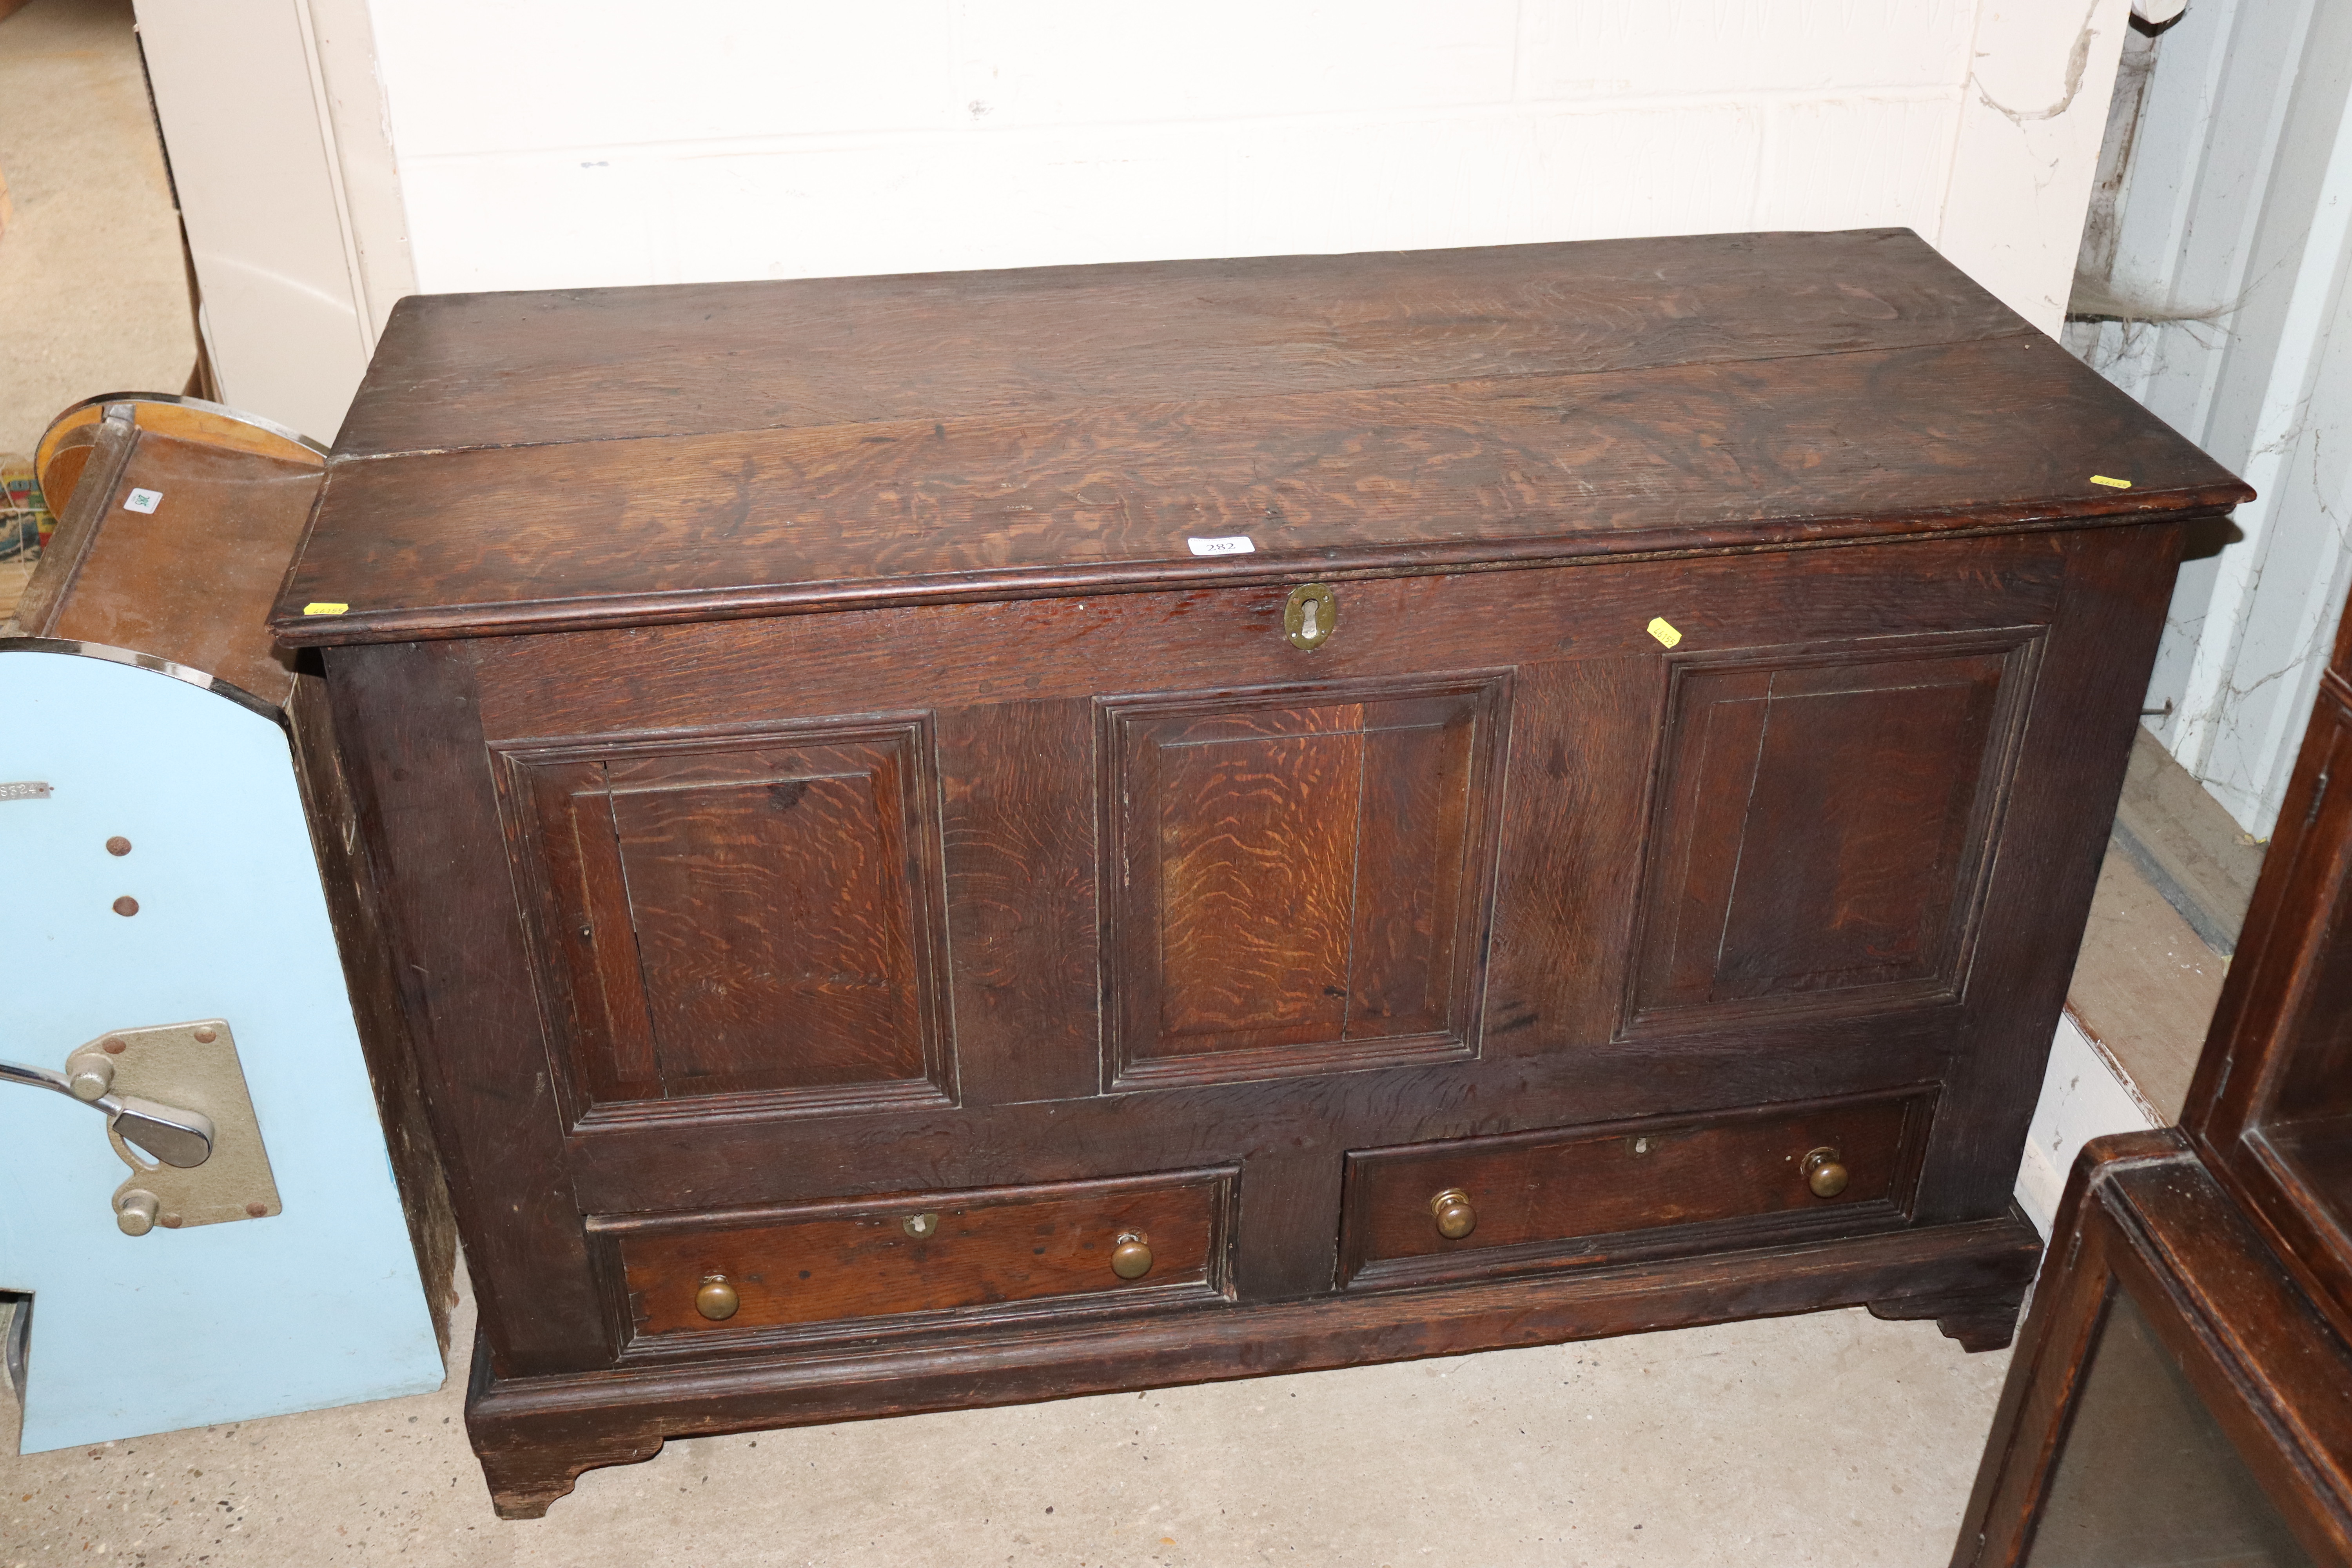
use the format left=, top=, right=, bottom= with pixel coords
left=695, top=1274, right=740, bottom=1321
left=1283, top=583, right=1337, bottom=651
left=1430, top=1187, right=1476, bottom=1240
left=902, top=1211, right=940, bottom=1239
left=1110, top=1231, right=1154, bottom=1279
left=1801, top=1147, right=1850, bottom=1200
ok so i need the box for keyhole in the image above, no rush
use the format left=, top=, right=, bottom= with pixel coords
left=1284, top=583, right=1337, bottom=650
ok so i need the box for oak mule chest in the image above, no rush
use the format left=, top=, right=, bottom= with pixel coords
left=270, top=230, right=2250, bottom=1518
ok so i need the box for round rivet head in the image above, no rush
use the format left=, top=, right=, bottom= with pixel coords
left=1430, top=1188, right=1477, bottom=1240
left=105, top=836, right=131, bottom=857
left=1110, top=1232, right=1154, bottom=1280
left=1802, top=1147, right=1850, bottom=1200
left=112, top=896, right=139, bottom=917
left=102, top=1037, right=127, bottom=1055
left=66, top=1057, right=114, bottom=1101
left=193, top=1026, right=218, bottom=1044
left=116, top=1191, right=160, bottom=1236
left=695, top=1275, right=740, bottom=1321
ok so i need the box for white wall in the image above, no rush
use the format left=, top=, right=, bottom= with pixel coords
left=134, top=2, right=2137, bottom=443
left=363, top=1, right=2127, bottom=336
left=2066, top=0, right=2352, bottom=838
left=133, top=0, right=411, bottom=445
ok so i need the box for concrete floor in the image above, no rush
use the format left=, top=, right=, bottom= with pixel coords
left=0, top=0, right=196, bottom=455
left=0, top=1257, right=2010, bottom=1567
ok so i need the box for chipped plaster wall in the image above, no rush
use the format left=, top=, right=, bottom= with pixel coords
left=2066, top=0, right=2352, bottom=837
left=356, top=1, right=2128, bottom=341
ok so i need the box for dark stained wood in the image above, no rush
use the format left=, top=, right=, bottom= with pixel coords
left=1102, top=676, right=1506, bottom=1087
left=2184, top=605, right=2352, bottom=1348
left=607, top=1169, right=1231, bottom=1341
left=471, top=1207, right=2044, bottom=1519
left=461, top=531, right=2079, bottom=738
left=285, top=668, right=461, bottom=1353
left=1956, top=600, right=2352, bottom=1567
left=289, top=233, right=2249, bottom=1515
left=1910, top=523, right=2189, bottom=1225
left=1864, top=1285, right=2034, bottom=1355
left=271, top=337, right=2247, bottom=648
left=270, top=236, right=2249, bottom=649
left=323, top=640, right=610, bottom=1375
left=1339, top=1089, right=1933, bottom=1286
left=935, top=698, right=1100, bottom=1107
left=20, top=399, right=324, bottom=703
left=1626, top=630, right=2038, bottom=1033
left=495, top=720, right=955, bottom=1118
left=1950, top=1136, right=2352, bottom=1568
left=336, top=230, right=2031, bottom=459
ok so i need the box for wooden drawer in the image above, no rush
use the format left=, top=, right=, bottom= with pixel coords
left=1340, top=1090, right=1935, bottom=1288
left=599, top=1167, right=1234, bottom=1346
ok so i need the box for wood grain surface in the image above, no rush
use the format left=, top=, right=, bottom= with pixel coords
left=470, top=1207, right=2044, bottom=1519
left=1951, top=1136, right=2352, bottom=1567
left=612, top=1169, right=1230, bottom=1340
left=22, top=423, right=321, bottom=703
left=1626, top=630, right=2038, bottom=1033
left=270, top=232, right=2248, bottom=646
left=2183, top=600, right=2352, bottom=1351
left=1102, top=677, right=1505, bottom=1087
left=1339, top=1088, right=1932, bottom=1281
left=294, top=232, right=2252, bottom=1514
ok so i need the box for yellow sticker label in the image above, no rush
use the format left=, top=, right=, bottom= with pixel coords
left=302, top=602, right=349, bottom=615
left=2090, top=475, right=2132, bottom=489
left=1646, top=616, right=1682, bottom=648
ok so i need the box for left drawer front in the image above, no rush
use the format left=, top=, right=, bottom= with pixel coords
left=612, top=1169, right=1232, bottom=1341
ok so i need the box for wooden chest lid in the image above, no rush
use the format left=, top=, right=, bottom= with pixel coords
left=270, top=228, right=2249, bottom=646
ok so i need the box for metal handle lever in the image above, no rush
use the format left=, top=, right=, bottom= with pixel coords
left=0, top=1058, right=215, bottom=1167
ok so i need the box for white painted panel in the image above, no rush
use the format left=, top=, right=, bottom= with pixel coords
left=2074, top=0, right=2352, bottom=835
left=955, top=0, right=1521, bottom=127
left=1939, top=0, right=2135, bottom=336
left=368, top=0, right=961, bottom=157
left=1752, top=94, right=1963, bottom=239
left=367, top=0, right=2125, bottom=347
left=2013, top=1012, right=2162, bottom=1238
left=403, top=102, right=1771, bottom=294
left=1515, top=0, right=1975, bottom=99
left=133, top=0, right=372, bottom=443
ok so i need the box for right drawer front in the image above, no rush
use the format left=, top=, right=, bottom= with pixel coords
left=1340, top=1090, right=1935, bottom=1287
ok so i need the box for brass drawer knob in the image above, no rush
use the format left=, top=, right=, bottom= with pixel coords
left=1802, top=1147, right=1849, bottom=1199
left=1110, top=1231, right=1154, bottom=1280
left=695, top=1274, right=740, bottom=1321
left=1430, top=1187, right=1476, bottom=1240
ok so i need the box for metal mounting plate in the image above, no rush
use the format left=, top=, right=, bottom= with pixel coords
left=89, top=1020, right=280, bottom=1229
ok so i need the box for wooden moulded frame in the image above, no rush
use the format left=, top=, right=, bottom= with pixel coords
left=1951, top=1131, right=2352, bottom=1567
left=1954, top=612, right=2352, bottom=1565
left=2181, top=610, right=2352, bottom=1350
